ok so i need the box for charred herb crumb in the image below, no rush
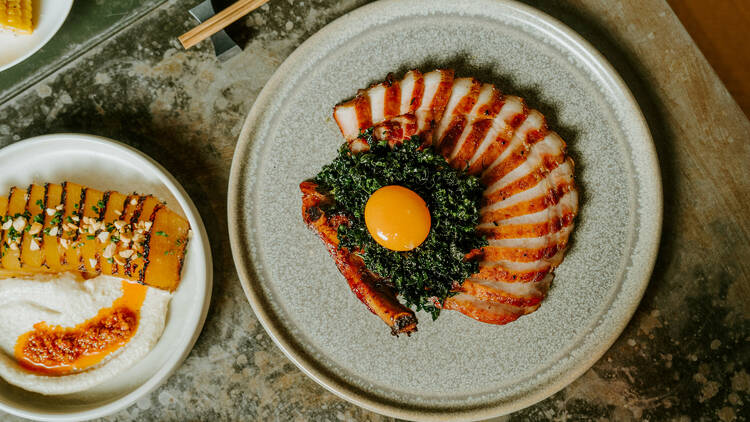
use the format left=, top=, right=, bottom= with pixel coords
left=313, top=133, right=486, bottom=319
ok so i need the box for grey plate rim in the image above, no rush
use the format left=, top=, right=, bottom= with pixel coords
left=227, top=0, right=663, bottom=420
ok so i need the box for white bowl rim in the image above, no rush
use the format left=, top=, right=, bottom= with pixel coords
left=0, top=133, right=214, bottom=422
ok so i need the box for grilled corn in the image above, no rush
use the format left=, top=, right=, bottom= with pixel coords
left=0, top=0, right=33, bottom=34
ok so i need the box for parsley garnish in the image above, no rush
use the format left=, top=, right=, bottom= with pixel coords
left=313, top=134, right=486, bottom=319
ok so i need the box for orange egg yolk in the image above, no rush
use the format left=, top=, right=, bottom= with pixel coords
left=364, top=185, right=431, bottom=251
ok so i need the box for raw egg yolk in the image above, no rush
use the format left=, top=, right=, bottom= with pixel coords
left=364, top=186, right=431, bottom=251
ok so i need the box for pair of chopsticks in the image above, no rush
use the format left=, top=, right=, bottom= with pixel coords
left=179, top=0, right=269, bottom=49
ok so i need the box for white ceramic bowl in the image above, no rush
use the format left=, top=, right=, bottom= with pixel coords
left=0, top=134, right=213, bottom=421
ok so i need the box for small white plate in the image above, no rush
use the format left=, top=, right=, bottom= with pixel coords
left=0, top=134, right=213, bottom=421
left=0, top=0, right=73, bottom=72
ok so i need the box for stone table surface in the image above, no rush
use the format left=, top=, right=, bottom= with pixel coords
left=1, top=0, right=748, bottom=420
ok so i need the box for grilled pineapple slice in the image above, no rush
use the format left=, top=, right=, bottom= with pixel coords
left=1, top=187, right=27, bottom=272
left=0, top=183, right=191, bottom=291
left=19, top=184, right=45, bottom=269
left=42, top=183, right=65, bottom=272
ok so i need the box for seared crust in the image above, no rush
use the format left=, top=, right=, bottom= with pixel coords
left=300, top=181, right=417, bottom=336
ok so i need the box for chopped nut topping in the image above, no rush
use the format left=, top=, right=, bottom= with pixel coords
left=28, top=222, right=43, bottom=235
left=48, top=226, right=59, bottom=237
left=103, top=242, right=116, bottom=259
left=113, top=255, right=126, bottom=266
left=97, top=231, right=110, bottom=243
left=119, top=234, right=132, bottom=245
left=12, top=217, right=26, bottom=232
left=55, top=204, right=64, bottom=211
left=114, top=220, right=126, bottom=231
left=46, top=208, right=56, bottom=216
left=119, top=249, right=134, bottom=259
left=60, top=238, right=69, bottom=249
left=29, top=238, right=40, bottom=251
left=130, top=198, right=138, bottom=206
left=89, top=258, right=97, bottom=268
left=1, top=220, right=11, bottom=230
left=114, top=210, right=122, bottom=216
left=9, top=243, right=18, bottom=251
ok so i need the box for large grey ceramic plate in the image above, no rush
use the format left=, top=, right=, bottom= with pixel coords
left=228, top=0, right=662, bottom=420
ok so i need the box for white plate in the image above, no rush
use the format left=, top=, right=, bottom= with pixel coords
left=0, top=0, right=73, bottom=72
left=228, top=0, right=662, bottom=420
left=0, top=134, right=212, bottom=421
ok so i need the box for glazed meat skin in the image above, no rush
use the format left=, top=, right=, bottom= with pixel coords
left=306, top=69, right=577, bottom=330
left=300, top=181, right=417, bottom=336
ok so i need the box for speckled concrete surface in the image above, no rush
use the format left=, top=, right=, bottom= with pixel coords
left=0, top=0, right=748, bottom=421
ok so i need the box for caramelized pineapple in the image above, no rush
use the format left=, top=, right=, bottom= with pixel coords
left=97, top=191, right=127, bottom=277
left=1, top=187, right=27, bottom=271
left=19, top=184, right=45, bottom=270
left=143, top=207, right=190, bottom=291
left=0, top=183, right=191, bottom=291
left=79, top=188, right=105, bottom=275
left=60, top=182, right=85, bottom=271
left=124, top=196, right=162, bottom=280
left=42, top=183, right=65, bottom=272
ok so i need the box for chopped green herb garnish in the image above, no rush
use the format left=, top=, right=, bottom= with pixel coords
left=313, top=134, right=486, bottom=319
left=7, top=227, right=20, bottom=241
left=155, top=231, right=168, bottom=237
left=35, top=199, right=44, bottom=207
left=86, top=235, right=95, bottom=240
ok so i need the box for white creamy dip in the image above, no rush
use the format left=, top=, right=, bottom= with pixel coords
left=0, top=273, right=170, bottom=395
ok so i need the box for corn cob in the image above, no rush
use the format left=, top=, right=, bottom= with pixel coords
left=0, top=0, right=33, bottom=34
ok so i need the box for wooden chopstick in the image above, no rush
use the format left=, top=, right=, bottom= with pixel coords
left=179, top=0, right=269, bottom=49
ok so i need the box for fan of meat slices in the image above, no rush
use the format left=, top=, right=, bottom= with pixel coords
left=301, top=69, right=578, bottom=335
